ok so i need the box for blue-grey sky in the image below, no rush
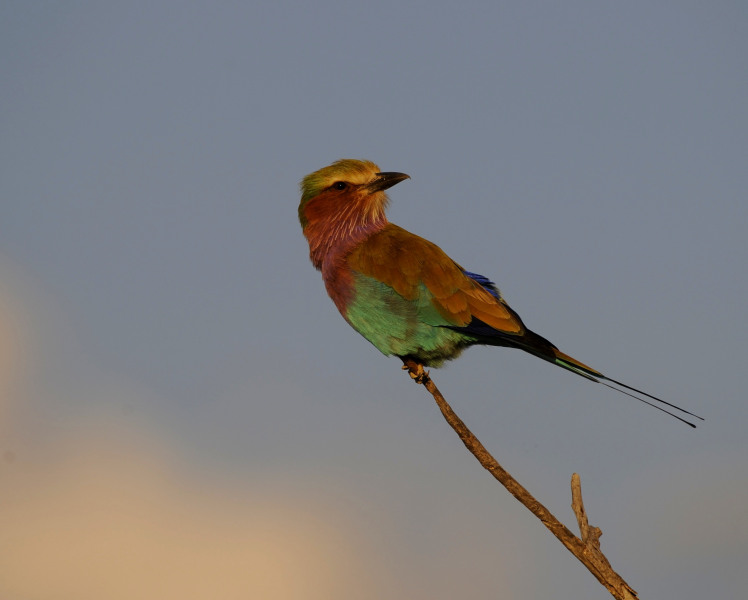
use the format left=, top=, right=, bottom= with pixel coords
left=2, top=2, right=747, bottom=598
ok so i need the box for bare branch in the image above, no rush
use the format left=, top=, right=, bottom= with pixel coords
left=402, top=359, right=639, bottom=600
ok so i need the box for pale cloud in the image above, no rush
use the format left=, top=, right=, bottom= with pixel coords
left=0, top=428, right=374, bottom=600
left=0, top=262, right=380, bottom=600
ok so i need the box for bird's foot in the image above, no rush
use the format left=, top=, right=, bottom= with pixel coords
left=402, top=360, right=429, bottom=384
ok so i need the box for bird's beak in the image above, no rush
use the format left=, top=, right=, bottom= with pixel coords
left=366, top=171, right=410, bottom=193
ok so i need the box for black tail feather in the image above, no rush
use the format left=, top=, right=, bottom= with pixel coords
left=597, top=379, right=699, bottom=428
left=452, top=317, right=704, bottom=428
left=603, top=376, right=704, bottom=422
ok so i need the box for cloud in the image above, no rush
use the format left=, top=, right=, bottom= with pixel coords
left=0, top=259, right=380, bottom=600
left=0, top=426, right=375, bottom=600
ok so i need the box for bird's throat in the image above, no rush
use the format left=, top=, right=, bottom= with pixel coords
left=305, top=213, right=387, bottom=271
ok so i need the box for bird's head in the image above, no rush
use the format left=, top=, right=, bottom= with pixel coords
left=299, top=159, right=409, bottom=267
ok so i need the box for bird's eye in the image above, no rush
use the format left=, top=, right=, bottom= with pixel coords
left=332, top=181, right=347, bottom=190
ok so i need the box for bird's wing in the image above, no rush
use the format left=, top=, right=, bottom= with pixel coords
left=347, top=224, right=524, bottom=335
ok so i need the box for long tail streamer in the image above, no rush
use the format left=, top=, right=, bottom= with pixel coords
left=554, top=354, right=703, bottom=427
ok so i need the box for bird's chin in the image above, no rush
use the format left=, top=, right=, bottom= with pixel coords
left=363, top=193, right=389, bottom=221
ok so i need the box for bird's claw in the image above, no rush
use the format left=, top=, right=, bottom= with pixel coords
left=402, top=361, right=429, bottom=384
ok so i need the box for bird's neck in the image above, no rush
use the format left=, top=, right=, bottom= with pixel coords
left=304, top=213, right=388, bottom=271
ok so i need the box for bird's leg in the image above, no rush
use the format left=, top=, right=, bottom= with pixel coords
left=401, top=357, right=429, bottom=384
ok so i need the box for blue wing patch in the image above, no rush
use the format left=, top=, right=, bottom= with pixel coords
left=462, top=270, right=501, bottom=300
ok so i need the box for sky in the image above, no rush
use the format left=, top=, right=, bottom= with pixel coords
left=1, top=2, right=747, bottom=598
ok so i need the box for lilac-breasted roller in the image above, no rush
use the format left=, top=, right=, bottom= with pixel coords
left=298, top=159, right=701, bottom=426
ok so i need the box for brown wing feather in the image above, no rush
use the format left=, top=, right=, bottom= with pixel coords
left=348, top=224, right=523, bottom=334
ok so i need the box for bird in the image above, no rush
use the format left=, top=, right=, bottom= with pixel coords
left=298, top=158, right=702, bottom=427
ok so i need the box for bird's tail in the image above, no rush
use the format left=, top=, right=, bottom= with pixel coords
left=551, top=347, right=703, bottom=427
left=478, top=324, right=703, bottom=427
